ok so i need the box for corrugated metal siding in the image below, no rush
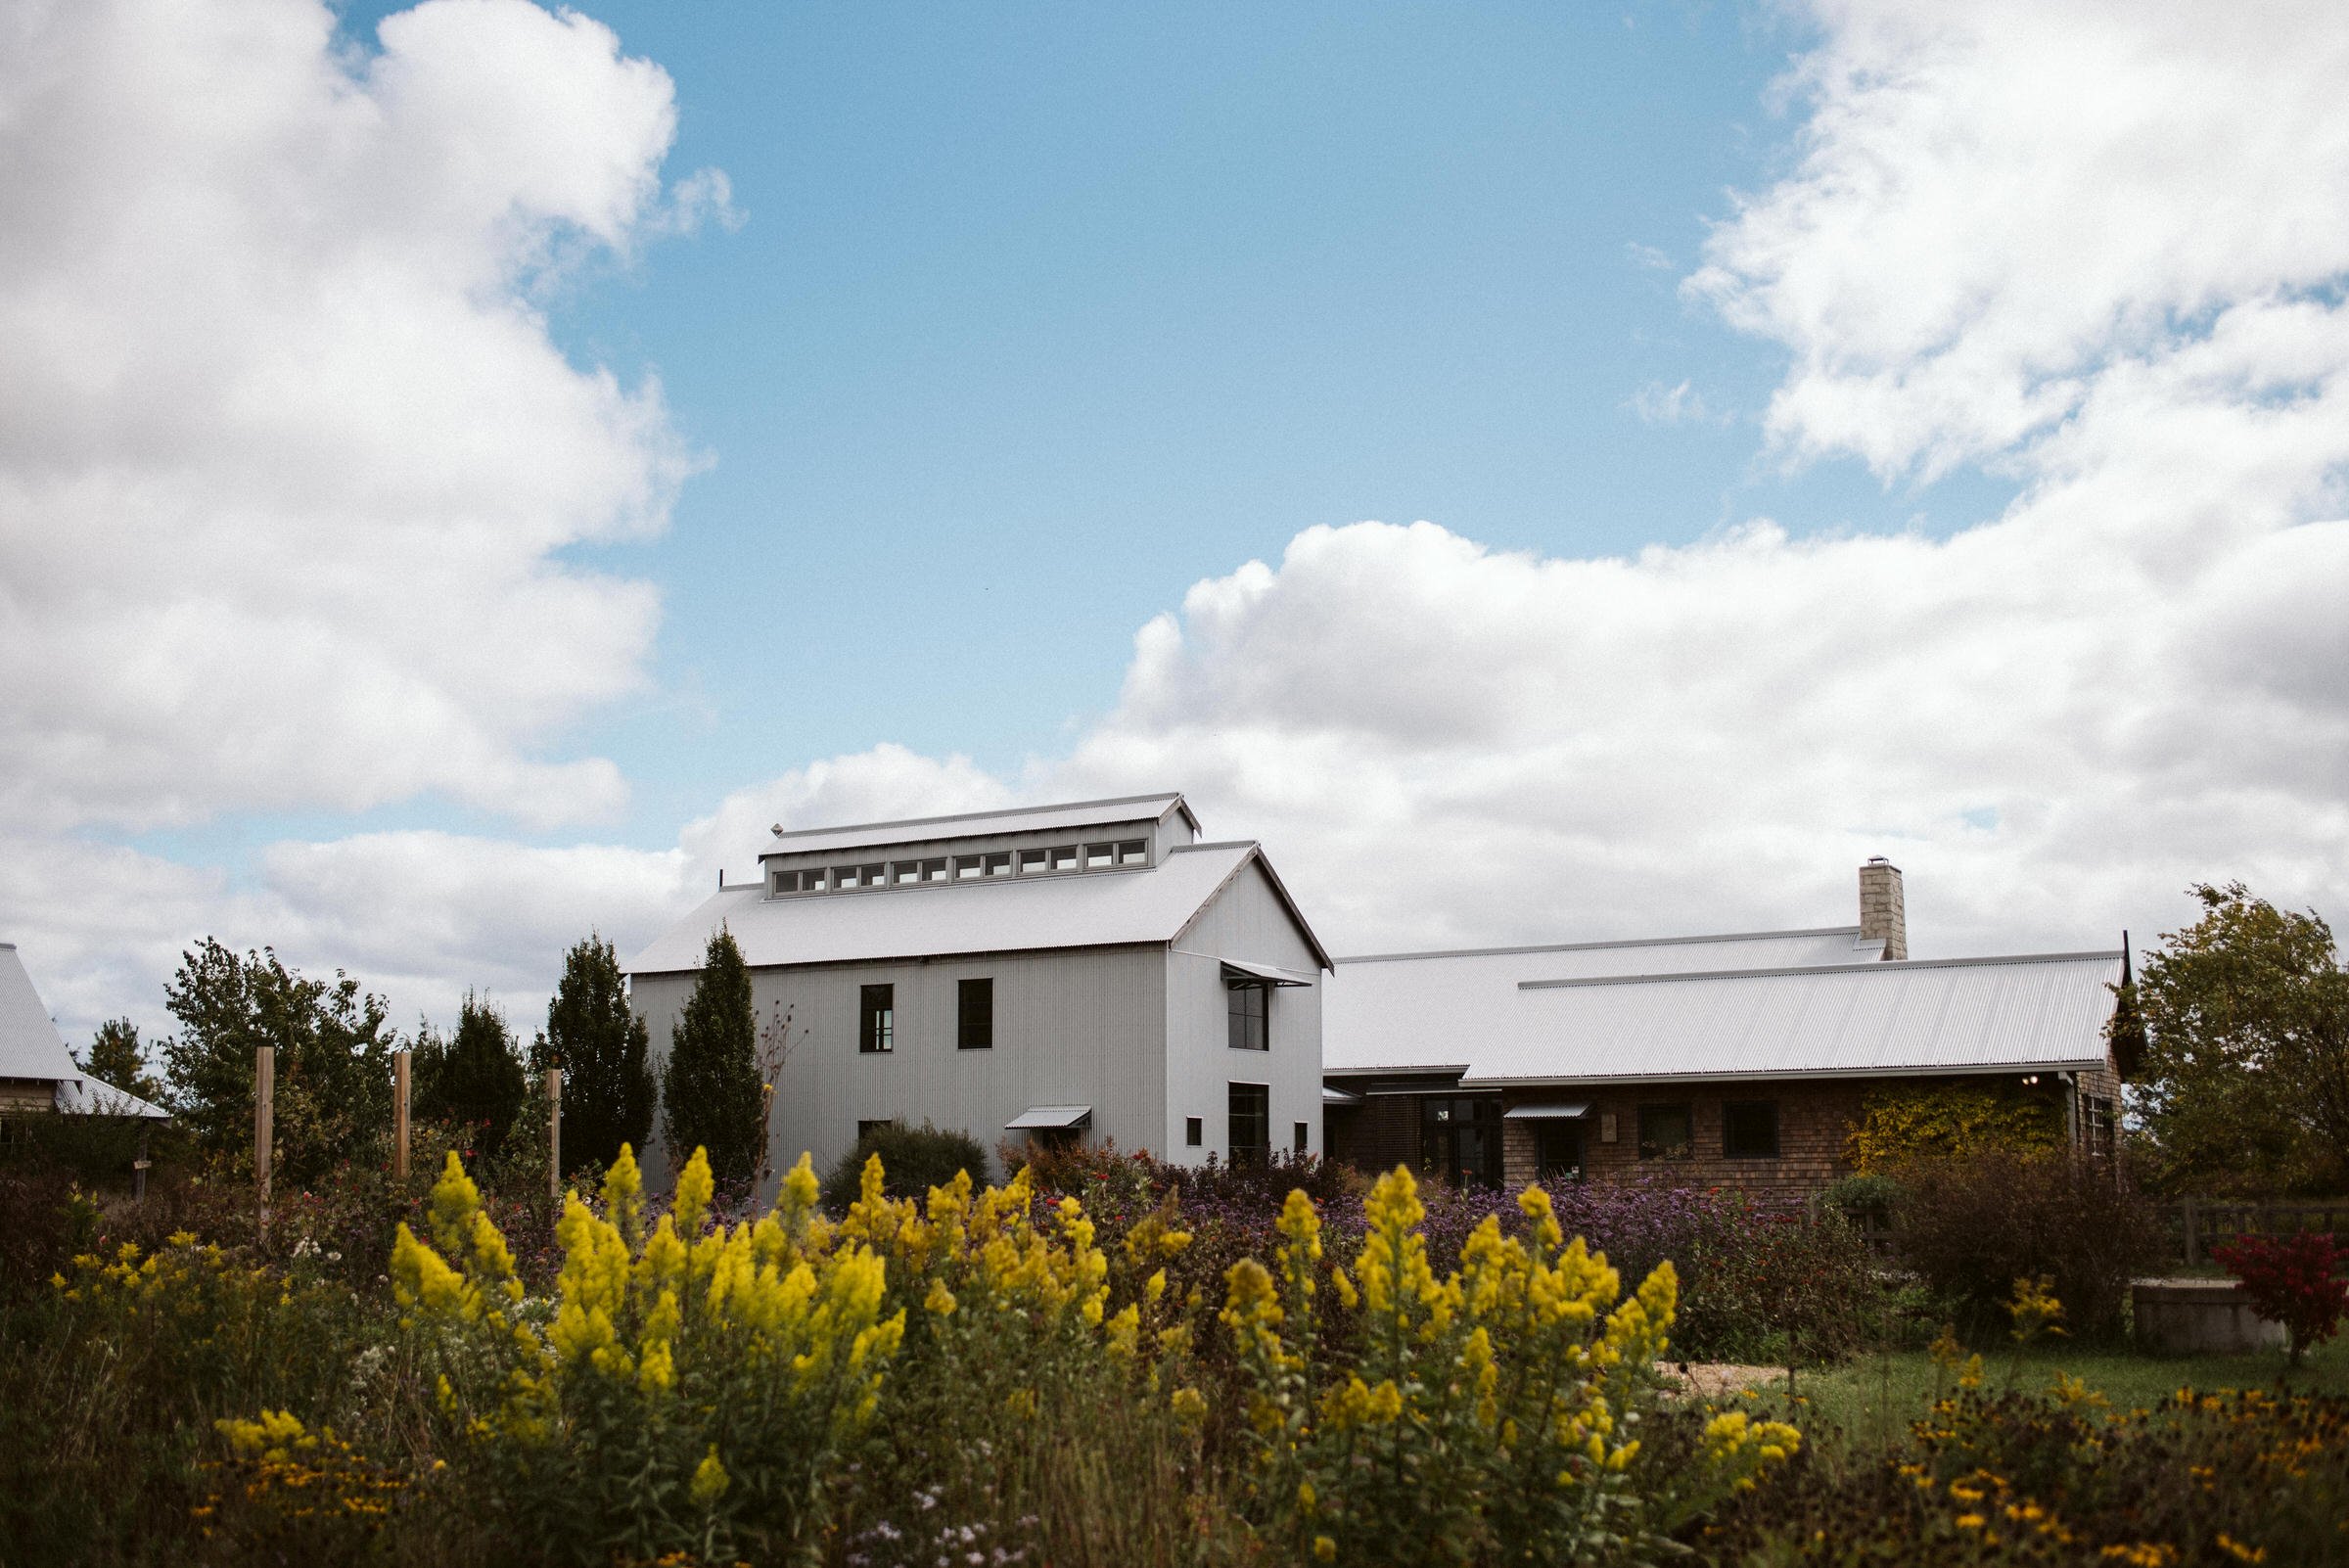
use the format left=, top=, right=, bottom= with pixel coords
left=632, top=945, right=1169, bottom=1189
left=1166, top=862, right=1326, bottom=1165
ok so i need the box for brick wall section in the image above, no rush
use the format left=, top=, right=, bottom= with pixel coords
left=1326, top=1096, right=1418, bottom=1175
left=1501, top=1081, right=1871, bottom=1194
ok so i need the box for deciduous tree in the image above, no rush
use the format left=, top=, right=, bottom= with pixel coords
left=2134, top=883, right=2349, bottom=1195
left=75, top=1017, right=164, bottom=1103
left=158, top=939, right=393, bottom=1179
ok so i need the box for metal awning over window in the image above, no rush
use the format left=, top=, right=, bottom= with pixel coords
left=1221, top=958, right=1313, bottom=988
left=1005, top=1104, right=1093, bottom=1131
left=1502, top=1101, right=1591, bottom=1121
left=1322, top=1084, right=1362, bottom=1106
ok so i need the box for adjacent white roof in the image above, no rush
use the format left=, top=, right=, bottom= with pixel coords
left=630, top=841, right=1331, bottom=974
left=1329, top=948, right=2124, bottom=1084
left=760, top=793, right=1199, bottom=858
left=0, top=943, right=85, bottom=1085
left=57, top=1077, right=173, bottom=1120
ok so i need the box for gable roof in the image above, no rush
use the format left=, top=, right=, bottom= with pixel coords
left=759, top=793, right=1200, bottom=859
left=629, top=840, right=1331, bottom=975
left=0, top=943, right=85, bottom=1085
left=1327, top=948, right=2125, bottom=1084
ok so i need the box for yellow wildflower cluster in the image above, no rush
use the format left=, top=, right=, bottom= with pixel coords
left=1221, top=1167, right=1799, bottom=1565
left=201, top=1408, right=411, bottom=1543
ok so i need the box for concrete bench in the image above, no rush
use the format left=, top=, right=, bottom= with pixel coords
left=2132, top=1278, right=2285, bottom=1355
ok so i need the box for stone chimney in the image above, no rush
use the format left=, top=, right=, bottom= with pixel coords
left=1859, top=857, right=1907, bottom=960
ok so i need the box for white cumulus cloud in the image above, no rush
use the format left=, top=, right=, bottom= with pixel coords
left=0, top=0, right=705, bottom=836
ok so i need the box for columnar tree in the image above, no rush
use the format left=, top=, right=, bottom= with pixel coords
left=415, top=992, right=528, bottom=1162
left=159, top=939, right=394, bottom=1179
left=534, top=932, right=656, bottom=1176
left=2135, top=883, right=2349, bottom=1195
left=659, top=927, right=764, bottom=1185
left=76, top=1017, right=165, bottom=1103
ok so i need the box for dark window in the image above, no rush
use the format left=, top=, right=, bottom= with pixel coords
left=1019, top=848, right=1048, bottom=874
left=1084, top=842, right=1117, bottom=868
left=855, top=1118, right=898, bottom=1143
left=953, top=854, right=986, bottom=880
left=792, top=868, right=826, bottom=893
left=1185, top=1117, right=1203, bottom=1147
left=1419, top=1097, right=1502, bottom=1187
left=1228, top=1083, right=1269, bottom=1166
left=832, top=863, right=867, bottom=890
left=858, top=984, right=895, bottom=1053
left=1723, top=1101, right=1780, bottom=1160
left=1535, top=1121, right=1586, bottom=1184
left=1048, top=845, right=1078, bottom=870
left=2084, top=1094, right=2117, bottom=1160
left=957, top=977, right=993, bottom=1050
left=919, top=857, right=947, bottom=883
left=1227, top=980, right=1269, bottom=1051
left=1117, top=839, right=1147, bottom=865
left=1637, top=1103, right=1692, bottom=1160
left=1294, top=1121, right=1310, bottom=1153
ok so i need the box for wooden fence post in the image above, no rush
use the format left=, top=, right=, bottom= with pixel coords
left=2181, top=1195, right=2199, bottom=1268
left=253, top=1044, right=275, bottom=1245
left=392, top=1049, right=411, bottom=1181
left=547, top=1067, right=562, bottom=1201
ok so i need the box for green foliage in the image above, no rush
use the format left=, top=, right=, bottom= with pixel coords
left=1844, top=1082, right=2065, bottom=1173
left=413, top=992, right=528, bottom=1162
left=158, top=939, right=394, bottom=1181
left=1822, top=1171, right=1905, bottom=1219
left=1891, top=1153, right=2160, bottom=1343
left=657, top=927, right=763, bottom=1186
left=532, top=932, right=655, bottom=1176
left=822, top=1119, right=989, bottom=1211
left=1706, top=1381, right=2349, bottom=1566
left=2133, top=882, right=2349, bottom=1195
left=75, top=1018, right=164, bottom=1104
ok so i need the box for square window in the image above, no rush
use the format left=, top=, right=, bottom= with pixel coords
left=1637, top=1104, right=1692, bottom=1161
left=856, top=1118, right=898, bottom=1144
left=795, top=868, right=826, bottom=893
left=1228, top=1083, right=1269, bottom=1166
left=1048, top=845, right=1078, bottom=870
left=983, top=852, right=1011, bottom=877
left=957, top=977, right=993, bottom=1050
left=892, top=861, right=921, bottom=885
left=1084, top=842, right=1116, bottom=869
left=954, top=855, right=985, bottom=880
left=1535, top=1122, right=1586, bottom=1184
left=859, top=984, right=895, bottom=1053
left=770, top=870, right=790, bottom=897
left=920, top=857, right=947, bottom=883
left=1019, top=848, right=1048, bottom=874
left=832, top=864, right=863, bottom=890
left=1294, top=1121, right=1309, bottom=1154
left=1723, top=1101, right=1780, bottom=1160
left=1226, top=980, right=1268, bottom=1051
left=1118, top=839, right=1147, bottom=865
left=1185, top=1116, right=1203, bottom=1146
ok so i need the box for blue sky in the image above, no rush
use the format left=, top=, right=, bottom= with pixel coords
left=15, top=0, right=2346, bottom=1037
left=315, top=0, right=2003, bottom=847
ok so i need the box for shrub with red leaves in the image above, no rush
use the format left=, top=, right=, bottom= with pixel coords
left=2210, top=1231, right=2349, bottom=1364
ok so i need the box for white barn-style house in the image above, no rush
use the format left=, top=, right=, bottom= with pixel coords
left=626, top=793, right=1331, bottom=1180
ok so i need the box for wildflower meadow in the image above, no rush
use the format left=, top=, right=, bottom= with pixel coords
left=3, top=1138, right=2346, bottom=1567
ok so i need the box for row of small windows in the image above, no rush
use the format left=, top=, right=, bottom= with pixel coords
left=773, top=840, right=1150, bottom=897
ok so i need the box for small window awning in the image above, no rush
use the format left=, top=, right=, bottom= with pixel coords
left=1502, top=1101, right=1591, bottom=1122
left=1322, top=1084, right=1362, bottom=1107
left=1005, top=1104, right=1093, bottom=1131
left=1221, top=958, right=1314, bottom=988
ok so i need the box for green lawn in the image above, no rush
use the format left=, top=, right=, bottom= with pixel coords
left=1739, top=1337, right=2349, bottom=1476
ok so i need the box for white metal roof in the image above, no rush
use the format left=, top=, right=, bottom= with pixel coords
left=1328, top=949, right=2124, bottom=1084
left=0, top=943, right=85, bottom=1085
left=56, top=1077, right=173, bottom=1119
left=760, top=793, right=1198, bottom=858
left=629, top=841, right=1328, bottom=975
